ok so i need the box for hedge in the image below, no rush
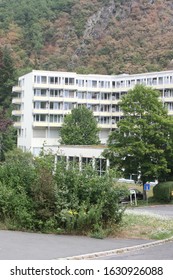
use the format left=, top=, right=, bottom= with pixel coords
left=153, top=181, right=173, bottom=202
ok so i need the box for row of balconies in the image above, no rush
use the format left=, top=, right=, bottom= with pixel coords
left=12, top=109, right=122, bottom=117
left=13, top=121, right=117, bottom=129
left=13, top=81, right=173, bottom=97
left=12, top=96, right=173, bottom=105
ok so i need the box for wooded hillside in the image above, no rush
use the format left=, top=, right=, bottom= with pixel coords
left=1, top=0, right=173, bottom=102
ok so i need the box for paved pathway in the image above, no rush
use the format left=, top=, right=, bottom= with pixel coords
left=0, top=230, right=151, bottom=260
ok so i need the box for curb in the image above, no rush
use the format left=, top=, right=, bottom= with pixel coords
left=59, top=236, right=173, bottom=260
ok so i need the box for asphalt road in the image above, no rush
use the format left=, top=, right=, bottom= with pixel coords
left=126, top=204, right=173, bottom=219
left=0, top=230, right=151, bottom=260
left=97, top=240, right=173, bottom=260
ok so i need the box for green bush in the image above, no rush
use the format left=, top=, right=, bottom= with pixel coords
left=0, top=148, right=36, bottom=194
left=0, top=150, right=127, bottom=235
left=153, top=181, right=173, bottom=202
left=0, top=182, right=34, bottom=230
left=54, top=160, right=127, bottom=234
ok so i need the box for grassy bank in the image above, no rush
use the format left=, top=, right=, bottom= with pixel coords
left=112, top=212, right=173, bottom=240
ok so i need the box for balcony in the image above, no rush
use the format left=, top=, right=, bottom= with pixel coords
left=32, top=109, right=49, bottom=114
left=12, top=98, right=22, bottom=104
left=98, top=123, right=117, bottom=129
left=12, top=110, right=23, bottom=116
left=32, top=121, right=62, bottom=128
left=13, top=122, right=22, bottom=128
left=12, top=86, right=22, bottom=93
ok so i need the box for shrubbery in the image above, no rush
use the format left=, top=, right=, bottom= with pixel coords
left=0, top=149, right=128, bottom=235
left=153, top=181, right=173, bottom=202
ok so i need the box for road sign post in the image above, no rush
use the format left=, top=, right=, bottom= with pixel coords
left=144, top=183, right=150, bottom=204
left=144, top=183, right=150, bottom=191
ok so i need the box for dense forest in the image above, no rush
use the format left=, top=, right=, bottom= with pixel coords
left=1, top=0, right=173, bottom=107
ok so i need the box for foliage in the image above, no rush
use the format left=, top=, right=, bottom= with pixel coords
left=153, top=182, right=173, bottom=202
left=0, top=108, right=16, bottom=161
left=60, top=106, right=100, bottom=145
left=0, top=182, right=34, bottom=230
left=104, top=85, right=173, bottom=186
left=0, top=148, right=35, bottom=192
left=0, top=149, right=35, bottom=230
left=54, top=160, right=126, bottom=233
left=0, top=150, right=126, bottom=234
left=31, top=153, right=57, bottom=230
left=0, top=46, right=16, bottom=107
left=0, top=125, right=17, bottom=161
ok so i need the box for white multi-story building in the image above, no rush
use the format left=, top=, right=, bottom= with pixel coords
left=12, top=69, right=173, bottom=155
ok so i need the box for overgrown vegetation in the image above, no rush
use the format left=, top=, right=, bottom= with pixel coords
left=153, top=182, right=173, bottom=203
left=0, top=149, right=128, bottom=235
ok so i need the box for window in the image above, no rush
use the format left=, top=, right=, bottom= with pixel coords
left=100, top=117, right=110, bottom=124
left=100, top=81, right=104, bottom=88
left=41, top=89, right=47, bottom=96
left=92, top=80, right=97, bottom=88
left=165, top=102, right=173, bottom=111
left=50, top=89, right=62, bottom=97
left=34, top=114, right=46, bottom=122
left=158, top=77, right=163, bottom=84
left=69, top=91, right=74, bottom=98
left=101, top=93, right=110, bottom=100
left=49, top=115, right=63, bottom=123
left=34, top=76, right=41, bottom=83
left=81, top=157, right=92, bottom=170
left=164, top=76, right=170, bottom=84
left=112, top=105, right=119, bottom=112
left=105, top=81, right=110, bottom=88
left=34, top=89, right=47, bottom=96
left=65, top=77, right=75, bottom=85
left=69, top=78, right=74, bottom=85
left=50, top=102, right=62, bottom=110
left=41, top=76, right=47, bottom=84
left=40, top=115, right=46, bottom=122
left=64, top=90, right=69, bottom=97
left=164, top=89, right=173, bottom=98
left=49, top=77, right=54, bottom=84
left=78, top=92, right=86, bottom=99
left=40, top=102, right=47, bottom=109
left=95, top=158, right=107, bottom=176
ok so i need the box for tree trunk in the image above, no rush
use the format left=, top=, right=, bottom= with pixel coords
left=143, top=183, right=147, bottom=200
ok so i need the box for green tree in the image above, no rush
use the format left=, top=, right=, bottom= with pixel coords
left=60, top=106, right=100, bottom=145
left=0, top=46, right=16, bottom=108
left=104, top=85, right=173, bottom=196
left=0, top=108, right=16, bottom=161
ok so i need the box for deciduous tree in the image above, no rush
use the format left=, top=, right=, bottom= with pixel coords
left=60, top=106, right=100, bottom=145
left=104, top=85, right=173, bottom=197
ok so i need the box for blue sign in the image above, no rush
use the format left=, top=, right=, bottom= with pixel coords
left=144, top=183, right=150, bottom=191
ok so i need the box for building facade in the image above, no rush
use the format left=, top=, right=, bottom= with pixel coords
left=12, top=69, right=173, bottom=155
